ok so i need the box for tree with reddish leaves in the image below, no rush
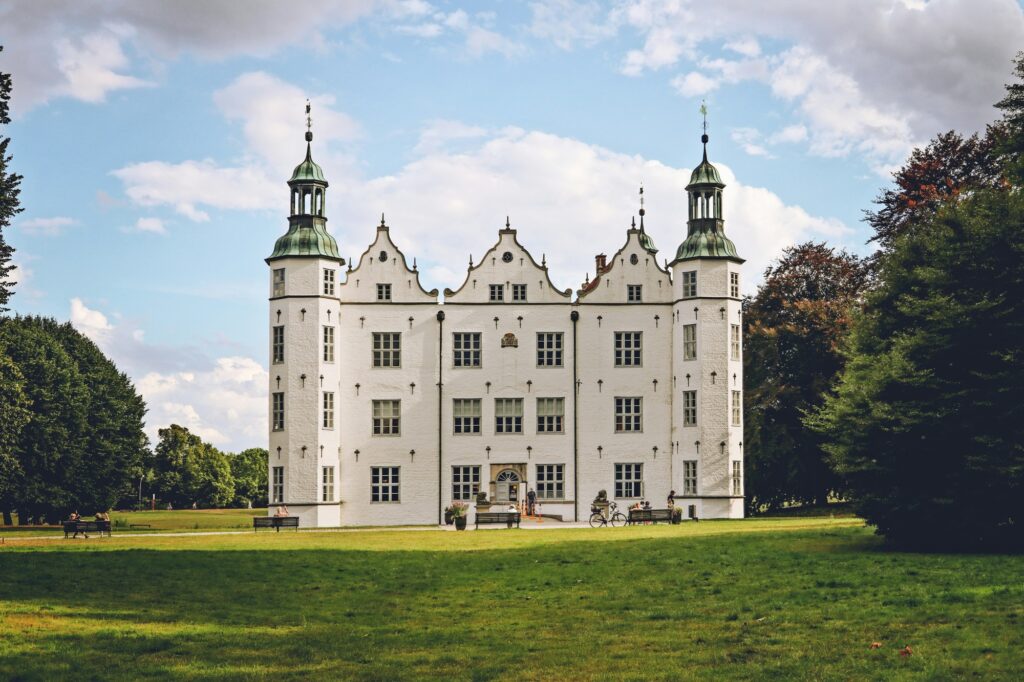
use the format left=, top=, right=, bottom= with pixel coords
left=743, top=242, right=872, bottom=511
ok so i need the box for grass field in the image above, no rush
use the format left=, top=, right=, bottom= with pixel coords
left=2, top=508, right=266, bottom=536
left=1, top=518, right=1022, bottom=680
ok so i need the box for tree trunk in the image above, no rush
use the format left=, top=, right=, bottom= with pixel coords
left=2, top=509, right=11, bottom=526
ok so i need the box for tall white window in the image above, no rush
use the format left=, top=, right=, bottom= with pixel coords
left=731, top=324, right=741, bottom=361
left=453, top=398, right=481, bottom=434
left=323, top=268, right=335, bottom=296
left=323, top=391, right=334, bottom=429
left=273, top=268, right=286, bottom=297
left=272, top=392, right=285, bottom=431
left=537, top=397, right=564, bottom=434
left=452, top=465, right=481, bottom=500
left=495, top=398, right=523, bottom=434
left=371, top=466, right=400, bottom=502
left=683, top=391, right=697, bottom=426
left=272, top=466, right=284, bottom=503
left=730, top=272, right=740, bottom=298
left=272, top=326, right=284, bottom=363
left=682, top=271, right=697, bottom=298
left=536, top=332, right=563, bottom=367
left=322, top=466, right=335, bottom=502
left=627, top=284, right=642, bottom=302
left=372, top=332, right=401, bottom=368
left=732, top=390, right=742, bottom=426
left=732, top=460, right=742, bottom=496
left=536, top=464, right=564, bottom=499
left=372, top=400, right=401, bottom=436
left=453, top=332, right=481, bottom=367
left=683, top=460, right=697, bottom=495
left=489, top=284, right=504, bottom=301
left=377, top=283, right=392, bottom=301
left=615, top=397, right=642, bottom=432
left=683, top=324, right=697, bottom=360
left=512, top=283, right=527, bottom=301
left=614, top=331, right=642, bottom=367
left=323, top=326, right=335, bottom=363
left=615, top=463, right=643, bottom=498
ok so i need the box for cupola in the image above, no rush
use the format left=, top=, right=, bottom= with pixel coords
left=673, top=129, right=743, bottom=264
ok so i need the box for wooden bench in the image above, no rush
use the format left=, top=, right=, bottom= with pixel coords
left=475, top=512, right=521, bottom=529
left=254, top=516, right=299, bottom=532
left=63, top=520, right=112, bottom=538
left=627, top=509, right=675, bottom=525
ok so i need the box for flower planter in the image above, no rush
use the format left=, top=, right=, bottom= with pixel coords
left=454, top=516, right=467, bottom=531
left=444, top=510, right=454, bottom=525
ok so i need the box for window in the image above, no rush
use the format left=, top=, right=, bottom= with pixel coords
left=377, top=283, right=392, bottom=301
left=272, top=392, right=285, bottom=431
left=495, top=398, right=523, bottom=434
left=536, top=464, right=564, bottom=500
left=615, top=463, right=643, bottom=498
left=683, top=461, right=697, bottom=495
left=453, top=332, right=481, bottom=368
left=372, top=400, right=400, bottom=436
left=453, top=398, right=481, bottom=434
left=489, top=284, right=505, bottom=302
left=323, top=268, right=335, bottom=296
left=732, top=460, right=742, bottom=496
left=323, top=391, right=334, bottom=429
left=371, top=466, right=400, bottom=502
left=272, top=466, right=284, bottom=503
left=537, top=397, right=564, bottom=434
left=372, top=332, right=401, bottom=368
left=627, top=284, right=642, bottom=302
left=730, top=272, right=740, bottom=298
left=683, top=324, right=697, bottom=360
left=322, top=466, right=335, bottom=502
left=614, top=331, right=642, bottom=367
left=682, top=270, right=697, bottom=298
left=615, top=397, right=642, bottom=432
left=452, top=465, right=481, bottom=500
left=732, top=390, right=742, bottom=426
left=273, top=268, right=285, bottom=297
left=512, top=283, right=527, bottom=301
left=537, top=332, right=563, bottom=367
left=323, top=326, right=335, bottom=363
left=272, top=326, right=284, bottom=364
left=683, top=391, right=697, bottom=426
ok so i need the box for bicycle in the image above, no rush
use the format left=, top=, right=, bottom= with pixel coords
left=589, top=501, right=627, bottom=527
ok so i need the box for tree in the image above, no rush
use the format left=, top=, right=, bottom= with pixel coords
left=743, top=243, right=872, bottom=510
left=229, top=448, right=268, bottom=508
left=996, top=51, right=1024, bottom=185
left=153, top=425, right=234, bottom=508
left=0, top=351, right=30, bottom=525
left=0, top=46, right=21, bottom=312
left=808, top=188, right=1024, bottom=550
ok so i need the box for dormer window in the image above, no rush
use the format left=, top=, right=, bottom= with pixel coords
left=627, top=284, right=642, bottom=303
left=512, top=284, right=527, bottom=302
left=489, top=284, right=505, bottom=302
left=377, top=283, right=392, bottom=301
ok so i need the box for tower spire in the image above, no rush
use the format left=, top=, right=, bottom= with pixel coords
left=638, top=184, right=646, bottom=230
left=699, top=100, right=709, bottom=162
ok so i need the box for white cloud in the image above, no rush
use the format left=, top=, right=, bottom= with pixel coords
left=70, top=297, right=113, bottom=341
left=528, top=0, right=619, bottom=50
left=671, top=71, right=719, bottom=97
left=54, top=28, right=152, bottom=103
left=770, top=124, right=808, bottom=144
left=725, top=36, right=761, bottom=57
left=16, top=216, right=77, bottom=236
left=133, top=217, right=166, bottom=234
left=730, top=128, right=773, bottom=158
left=413, top=119, right=489, bottom=155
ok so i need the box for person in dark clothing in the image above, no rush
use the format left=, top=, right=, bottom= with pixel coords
left=527, top=488, right=537, bottom=516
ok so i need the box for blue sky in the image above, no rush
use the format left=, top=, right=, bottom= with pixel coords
left=3, top=0, right=1022, bottom=451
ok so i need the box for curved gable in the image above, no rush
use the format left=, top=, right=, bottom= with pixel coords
left=576, top=228, right=672, bottom=304
left=338, top=219, right=438, bottom=303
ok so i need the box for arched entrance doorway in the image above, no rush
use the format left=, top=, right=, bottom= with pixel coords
left=495, top=469, right=521, bottom=504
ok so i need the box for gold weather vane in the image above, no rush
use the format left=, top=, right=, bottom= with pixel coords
left=700, top=100, right=708, bottom=135
left=306, top=100, right=312, bottom=133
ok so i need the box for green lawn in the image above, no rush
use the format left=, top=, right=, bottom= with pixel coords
left=3, top=508, right=266, bottom=536
left=1, top=518, right=1021, bottom=680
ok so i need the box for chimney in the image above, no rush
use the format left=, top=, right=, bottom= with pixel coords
left=595, top=253, right=607, bottom=273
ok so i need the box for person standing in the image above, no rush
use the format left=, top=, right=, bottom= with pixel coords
left=527, top=488, right=537, bottom=516
left=667, top=490, right=676, bottom=508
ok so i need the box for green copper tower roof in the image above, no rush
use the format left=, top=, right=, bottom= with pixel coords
left=687, top=147, right=724, bottom=187
left=267, top=102, right=344, bottom=264
left=673, top=131, right=743, bottom=264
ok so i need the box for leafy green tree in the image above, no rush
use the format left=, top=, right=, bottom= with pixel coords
left=154, top=425, right=234, bottom=508
left=0, top=46, right=21, bottom=312
left=808, top=188, right=1024, bottom=550
left=0, top=351, right=30, bottom=525
left=743, top=243, right=872, bottom=511
left=229, top=448, right=268, bottom=508
left=996, top=51, right=1024, bottom=185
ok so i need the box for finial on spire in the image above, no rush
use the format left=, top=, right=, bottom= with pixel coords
left=638, top=184, right=646, bottom=229
left=505, top=215, right=511, bottom=229
left=305, top=100, right=313, bottom=143
left=542, top=253, right=547, bottom=267
left=699, top=100, right=709, bottom=159
left=631, top=215, right=636, bottom=229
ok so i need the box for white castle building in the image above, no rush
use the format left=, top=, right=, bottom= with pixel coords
left=267, top=121, right=744, bottom=527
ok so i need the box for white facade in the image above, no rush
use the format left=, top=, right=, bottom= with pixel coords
left=267, top=137, right=744, bottom=527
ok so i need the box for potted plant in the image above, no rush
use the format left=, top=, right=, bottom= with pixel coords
left=449, top=502, right=469, bottom=530
left=443, top=506, right=455, bottom=525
